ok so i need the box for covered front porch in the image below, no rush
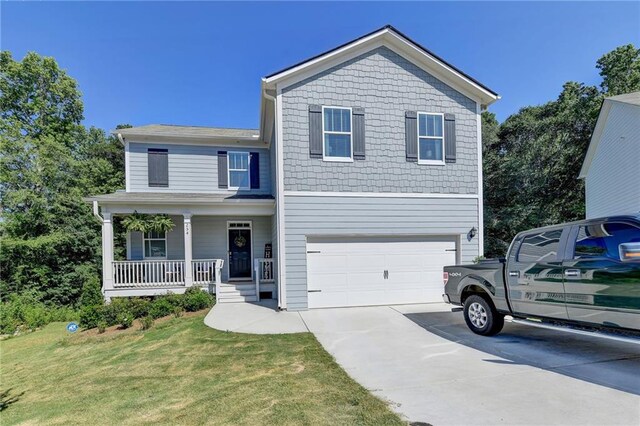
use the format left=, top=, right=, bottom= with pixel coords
left=89, top=192, right=277, bottom=303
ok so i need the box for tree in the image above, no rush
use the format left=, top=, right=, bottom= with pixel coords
left=0, top=52, right=124, bottom=305
left=482, top=44, right=639, bottom=258
left=596, top=44, right=640, bottom=96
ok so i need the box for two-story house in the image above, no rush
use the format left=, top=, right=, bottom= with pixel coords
left=88, top=25, right=499, bottom=310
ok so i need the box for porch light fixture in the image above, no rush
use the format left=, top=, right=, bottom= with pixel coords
left=469, top=227, right=477, bottom=239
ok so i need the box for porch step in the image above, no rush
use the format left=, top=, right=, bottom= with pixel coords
left=218, top=295, right=258, bottom=303
left=217, top=288, right=257, bottom=297
left=218, top=283, right=256, bottom=292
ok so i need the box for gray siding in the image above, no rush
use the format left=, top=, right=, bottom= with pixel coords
left=585, top=102, right=640, bottom=218
left=127, top=215, right=184, bottom=260
left=191, top=215, right=273, bottom=283
left=128, top=142, right=271, bottom=195
left=280, top=46, right=479, bottom=194
left=283, top=195, right=480, bottom=310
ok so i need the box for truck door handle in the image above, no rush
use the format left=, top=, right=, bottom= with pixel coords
left=508, top=271, right=520, bottom=277
left=565, top=269, right=581, bottom=278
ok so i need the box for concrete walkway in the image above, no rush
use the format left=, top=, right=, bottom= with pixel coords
left=300, top=303, right=640, bottom=426
left=204, top=300, right=308, bottom=334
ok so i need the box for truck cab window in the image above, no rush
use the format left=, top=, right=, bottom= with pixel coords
left=517, top=229, right=562, bottom=263
left=574, top=223, right=640, bottom=261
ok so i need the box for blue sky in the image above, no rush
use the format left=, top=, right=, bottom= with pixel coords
left=2, top=2, right=639, bottom=131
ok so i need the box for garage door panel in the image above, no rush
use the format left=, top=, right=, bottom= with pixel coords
left=307, top=237, right=458, bottom=309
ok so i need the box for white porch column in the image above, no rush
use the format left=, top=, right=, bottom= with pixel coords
left=102, top=212, right=114, bottom=293
left=183, top=213, right=193, bottom=287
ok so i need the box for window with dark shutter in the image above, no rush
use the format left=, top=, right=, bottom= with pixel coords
left=353, top=107, right=365, bottom=160
left=218, top=151, right=228, bottom=189
left=405, top=111, right=418, bottom=162
left=444, top=113, right=456, bottom=163
left=250, top=152, right=260, bottom=189
left=148, top=148, right=168, bottom=187
left=309, top=105, right=323, bottom=158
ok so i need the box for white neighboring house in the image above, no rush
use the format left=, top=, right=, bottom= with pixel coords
left=580, top=92, right=640, bottom=219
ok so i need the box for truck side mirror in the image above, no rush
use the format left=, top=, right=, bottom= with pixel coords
left=619, top=242, right=640, bottom=262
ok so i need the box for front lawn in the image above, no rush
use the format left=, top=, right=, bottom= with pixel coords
left=0, top=312, right=404, bottom=425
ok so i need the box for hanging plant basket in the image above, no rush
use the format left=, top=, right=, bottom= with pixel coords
left=122, top=211, right=175, bottom=233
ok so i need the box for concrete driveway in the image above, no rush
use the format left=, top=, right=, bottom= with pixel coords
left=300, top=304, right=640, bottom=426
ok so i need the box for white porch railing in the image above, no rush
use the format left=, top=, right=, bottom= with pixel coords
left=113, top=260, right=185, bottom=288
left=192, top=259, right=224, bottom=285
left=254, top=258, right=274, bottom=302
left=112, top=259, right=224, bottom=289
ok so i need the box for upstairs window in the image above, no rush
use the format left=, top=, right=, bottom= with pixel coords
left=228, top=152, right=250, bottom=190
left=323, top=106, right=352, bottom=161
left=418, top=113, right=444, bottom=164
left=148, top=148, right=169, bottom=187
left=144, top=231, right=167, bottom=259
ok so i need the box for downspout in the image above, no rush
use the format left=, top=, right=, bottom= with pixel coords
left=93, top=200, right=103, bottom=223
left=263, top=87, right=287, bottom=311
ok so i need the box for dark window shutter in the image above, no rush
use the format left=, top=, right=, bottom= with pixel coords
left=352, top=107, right=365, bottom=160
left=218, top=151, right=228, bottom=189
left=309, top=105, right=323, bottom=158
left=250, top=152, right=260, bottom=189
left=444, top=113, right=456, bottom=163
left=405, top=111, right=417, bottom=162
left=148, top=149, right=168, bottom=187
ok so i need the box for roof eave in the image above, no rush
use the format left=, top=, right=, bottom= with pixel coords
left=263, top=26, right=499, bottom=105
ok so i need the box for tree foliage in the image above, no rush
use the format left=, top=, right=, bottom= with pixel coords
left=483, top=44, right=640, bottom=257
left=0, top=52, right=124, bottom=305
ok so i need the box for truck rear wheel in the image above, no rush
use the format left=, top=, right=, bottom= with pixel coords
left=463, top=295, right=504, bottom=336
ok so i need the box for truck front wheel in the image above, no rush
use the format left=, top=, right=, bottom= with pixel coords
left=463, top=295, right=504, bottom=336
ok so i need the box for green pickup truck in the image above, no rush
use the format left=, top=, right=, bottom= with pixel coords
left=443, top=214, right=640, bottom=336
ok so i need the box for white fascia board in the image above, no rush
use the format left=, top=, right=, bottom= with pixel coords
left=283, top=191, right=479, bottom=199
left=100, top=203, right=275, bottom=216
left=264, top=28, right=499, bottom=106
left=579, top=100, right=612, bottom=179
left=121, top=136, right=268, bottom=149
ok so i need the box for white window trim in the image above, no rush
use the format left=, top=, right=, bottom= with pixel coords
left=143, top=231, right=167, bottom=260
left=322, top=106, right=354, bottom=162
left=417, top=112, right=445, bottom=166
left=227, top=151, right=251, bottom=191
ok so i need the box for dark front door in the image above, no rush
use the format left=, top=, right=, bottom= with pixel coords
left=229, top=228, right=252, bottom=279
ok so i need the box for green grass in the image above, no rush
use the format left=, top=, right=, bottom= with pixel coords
left=0, top=312, right=404, bottom=425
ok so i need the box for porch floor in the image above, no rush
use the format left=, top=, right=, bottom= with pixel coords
left=204, top=300, right=309, bottom=334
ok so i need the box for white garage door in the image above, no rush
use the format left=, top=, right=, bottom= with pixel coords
left=306, top=237, right=457, bottom=308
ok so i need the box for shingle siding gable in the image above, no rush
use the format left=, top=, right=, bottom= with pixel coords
left=280, top=46, right=478, bottom=194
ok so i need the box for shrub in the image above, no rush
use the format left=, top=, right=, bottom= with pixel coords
left=140, top=316, right=154, bottom=330
left=79, top=305, right=104, bottom=329
left=97, top=321, right=107, bottom=334
left=173, top=306, right=184, bottom=318
left=101, top=303, right=120, bottom=326
left=80, top=276, right=103, bottom=308
left=149, top=297, right=174, bottom=319
left=164, top=292, right=184, bottom=309
left=127, top=298, right=151, bottom=318
left=117, top=311, right=134, bottom=329
left=182, top=287, right=215, bottom=312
